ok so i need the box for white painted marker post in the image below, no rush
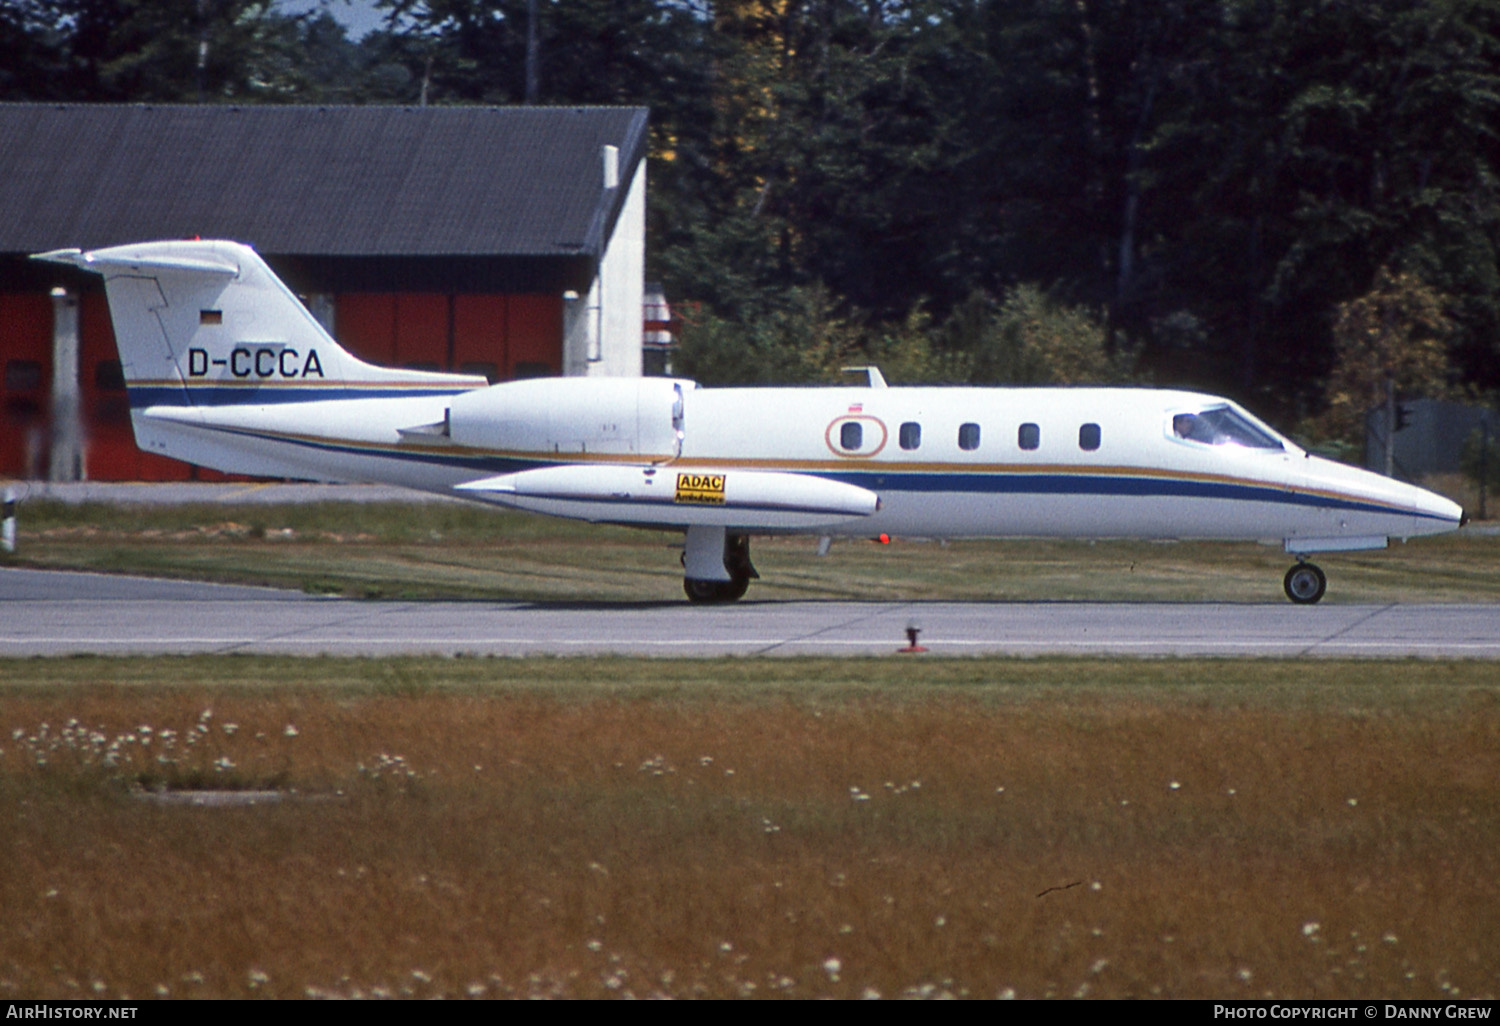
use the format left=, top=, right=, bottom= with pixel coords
left=2, top=487, right=15, bottom=553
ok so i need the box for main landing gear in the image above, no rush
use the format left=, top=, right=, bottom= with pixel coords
left=1283, top=560, right=1327, bottom=605
left=682, top=527, right=758, bottom=603
left=684, top=575, right=752, bottom=603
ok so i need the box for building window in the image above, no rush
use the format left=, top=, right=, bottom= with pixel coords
left=459, top=362, right=498, bottom=383
left=94, top=360, right=126, bottom=392
left=958, top=423, right=980, bottom=451
left=1079, top=423, right=1101, bottom=451
left=97, top=396, right=131, bottom=425
left=4, top=360, right=42, bottom=392
left=841, top=421, right=863, bottom=450
left=1018, top=423, right=1040, bottom=450
left=899, top=422, right=921, bottom=450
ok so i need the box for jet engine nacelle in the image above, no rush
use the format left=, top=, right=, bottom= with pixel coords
left=447, top=377, right=688, bottom=457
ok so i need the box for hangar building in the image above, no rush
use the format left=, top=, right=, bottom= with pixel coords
left=0, top=103, right=654, bottom=480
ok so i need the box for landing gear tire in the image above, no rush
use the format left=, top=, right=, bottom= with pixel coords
left=1283, top=561, right=1327, bottom=605
left=684, top=576, right=751, bottom=603
left=682, top=531, right=757, bottom=603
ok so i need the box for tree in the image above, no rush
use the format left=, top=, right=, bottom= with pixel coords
left=939, top=286, right=1129, bottom=385
left=0, top=0, right=370, bottom=102
left=1319, top=267, right=1455, bottom=447
left=672, top=284, right=867, bottom=386
left=19, top=0, right=1499, bottom=405
left=1139, top=0, right=1500, bottom=404
left=0, top=0, right=68, bottom=99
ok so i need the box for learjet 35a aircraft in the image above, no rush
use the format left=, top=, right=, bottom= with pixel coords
left=34, top=240, right=1466, bottom=603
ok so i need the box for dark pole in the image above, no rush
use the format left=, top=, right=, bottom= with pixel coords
left=1384, top=375, right=1396, bottom=477
left=196, top=0, right=207, bottom=102
left=1481, top=419, right=1491, bottom=521
left=526, top=0, right=540, bottom=103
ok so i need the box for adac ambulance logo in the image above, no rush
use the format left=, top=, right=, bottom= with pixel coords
left=675, top=472, right=726, bottom=505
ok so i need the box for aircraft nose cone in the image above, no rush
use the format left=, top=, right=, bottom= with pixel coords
left=1423, top=491, right=1466, bottom=529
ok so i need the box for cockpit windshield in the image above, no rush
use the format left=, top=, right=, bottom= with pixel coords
left=1170, top=405, right=1284, bottom=450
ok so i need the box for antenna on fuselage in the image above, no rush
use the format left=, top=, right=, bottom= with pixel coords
left=840, top=366, right=888, bottom=389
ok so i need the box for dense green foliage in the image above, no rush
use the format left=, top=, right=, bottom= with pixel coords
left=6, top=0, right=1499, bottom=427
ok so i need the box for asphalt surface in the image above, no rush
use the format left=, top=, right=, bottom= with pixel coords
left=3, top=567, right=1498, bottom=657
left=6, top=482, right=1497, bottom=658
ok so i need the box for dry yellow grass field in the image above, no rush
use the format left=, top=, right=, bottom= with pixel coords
left=1, top=658, right=1496, bottom=1000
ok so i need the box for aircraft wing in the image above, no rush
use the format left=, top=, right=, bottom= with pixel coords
left=456, top=464, right=879, bottom=530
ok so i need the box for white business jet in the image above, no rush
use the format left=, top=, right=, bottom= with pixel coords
left=34, top=240, right=1466, bottom=604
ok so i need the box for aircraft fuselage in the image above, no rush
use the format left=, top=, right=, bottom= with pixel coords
left=33, top=239, right=1466, bottom=603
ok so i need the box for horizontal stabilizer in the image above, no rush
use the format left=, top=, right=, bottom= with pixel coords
left=457, top=465, right=879, bottom=529
left=397, top=420, right=453, bottom=443
left=32, top=247, right=239, bottom=276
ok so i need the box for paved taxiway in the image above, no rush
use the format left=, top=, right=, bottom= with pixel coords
left=3, top=567, right=1498, bottom=657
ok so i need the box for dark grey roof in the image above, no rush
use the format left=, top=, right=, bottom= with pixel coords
left=0, top=104, right=648, bottom=258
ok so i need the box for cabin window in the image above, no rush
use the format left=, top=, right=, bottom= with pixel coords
left=958, top=423, right=980, bottom=451
left=1018, top=423, right=1040, bottom=451
left=1171, top=406, right=1284, bottom=450
left=1079, top=423, right=1101, bottom=451
left=841, top=421, right=864, bottom=450
left=899, top=422, right=921, bottom=450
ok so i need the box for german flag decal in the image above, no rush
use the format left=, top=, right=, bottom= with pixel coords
left=676, top=472, right=726, bottom=505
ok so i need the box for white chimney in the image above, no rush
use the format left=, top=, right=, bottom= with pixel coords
left=602, top=144, right=619, bottom=190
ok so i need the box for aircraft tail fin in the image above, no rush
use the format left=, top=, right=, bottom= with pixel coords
left=31, top=240, right=485, bottom=409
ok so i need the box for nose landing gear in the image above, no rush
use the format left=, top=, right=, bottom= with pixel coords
left=1283, top=560, right=1327, bottom=605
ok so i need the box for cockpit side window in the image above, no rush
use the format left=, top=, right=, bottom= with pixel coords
left=1170, top=406, right=1283, bottom=450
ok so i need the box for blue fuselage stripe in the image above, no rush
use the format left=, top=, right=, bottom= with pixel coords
left=821, top=470, right=1441, bottom=520
left=195, top=425, right=1450, bottom=523
left=128, top=385, right=471, bottom=407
